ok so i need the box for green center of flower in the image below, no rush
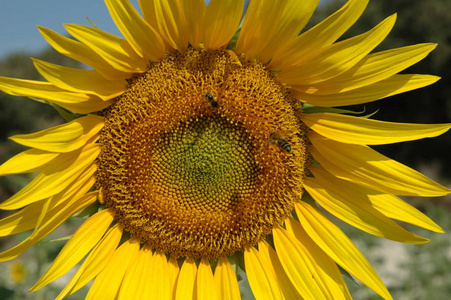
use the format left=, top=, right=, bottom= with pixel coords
left=155, top=115, right=257, bottom=210
left=96, top=48, right=309, bottom=259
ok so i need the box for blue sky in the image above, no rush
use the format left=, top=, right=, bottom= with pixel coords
left=0, top=0, right=328, bottom=59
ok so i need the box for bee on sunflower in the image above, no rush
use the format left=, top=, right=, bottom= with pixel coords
left=0, top=0, right=449, bottom=299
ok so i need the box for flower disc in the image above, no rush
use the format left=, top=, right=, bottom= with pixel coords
left=96, top=49, right=309, bottom=258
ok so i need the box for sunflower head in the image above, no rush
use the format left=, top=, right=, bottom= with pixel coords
left=96, top=48, right=309, bottom=259
left=0, top=0, right=449, bottom=299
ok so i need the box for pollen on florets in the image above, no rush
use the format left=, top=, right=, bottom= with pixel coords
left=96, top=48, right=308, bottom=259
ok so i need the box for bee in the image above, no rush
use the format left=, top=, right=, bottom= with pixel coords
left=205, top=93, right=218, bottom=108
left=269, top=132, right=292, bottom=153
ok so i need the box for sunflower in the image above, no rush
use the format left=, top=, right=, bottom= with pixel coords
left=0, top=0, right=450, bottom=299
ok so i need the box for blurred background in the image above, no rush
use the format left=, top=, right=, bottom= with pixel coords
left=0, top=0, right=450, bottom=299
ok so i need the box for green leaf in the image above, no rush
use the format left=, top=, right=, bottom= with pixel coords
left=339, top=265, right=361, bottom=286
left=38, top=234, right=73, bottom=245
left=302, top=103, right=365, bottom=115
left=73, top=201, right=101, bottom=218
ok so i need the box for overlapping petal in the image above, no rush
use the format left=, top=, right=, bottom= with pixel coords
left=168, top=257, right=180, bottom=295
left=309, top=132, right=450, bottom=196
left=175, top=258, right=197, bottom=300
left=0, top=191, right=98, bottom=262
left=0, top=144, right=99, bottom=210
left=201, top=0, right=244, bottom=50
left=55, top=224, right=123, bottom=300
left=86, top=238, right=140, bottom=300
left=278, top=14, right=396, bottom=85
left=295, top=43, right=436, bottom=94
left=0, top=201, right=45, bottom=237
left=105, top=0, right=166, bottom=61
left=30, top=209, right=115, bottom=291
left=213, top=257, right=241, bottom=300
left=0, top=149, right=59, bottom=176
left=10, top=115, right=104, bottom=152
left=295, top=201, right=393, bottom=300
left=244, top=246, right=283, bottom=300
left=119, top=244, right=153, bottom=299
left=138, top=0, right=188, bottom=51
left=302, top=112, right=451, bottom=145
left=270, top=0, right=368, bottom=70
left=32, top=59, right=128, bottom=100
left=148, top=251, right=172, bottom=299
left=0, top=77, right=113, bottom=114
left=38, top=26, right=132, bottom=80
left=179, top=0, right=207, bottom=47
left=256, top=0, right=319, bottom=63
left=257, top=241, right=301, bottom=300
left=305, top=169, right=429, bottom=243
left=64, top=24, right=148, bottom=73
left=237, top=0, right=309, bottom=60
left=195, top=258, right=219, bottom=300
left=370, top=193, right=444, bottom=232
left=273, top=225, right=349, bottom=300
left=294, top=74, right=440, bottom=107
left=283, top=218, right=352, bottom=299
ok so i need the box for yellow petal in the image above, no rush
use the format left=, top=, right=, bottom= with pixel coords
left=305, top=171, right=429, bottom=244
left=283, top=219, right=352, bottom=300
left=195, top=258, right=218, bottom=300
left=315, top=174, right=444, bottom=233
left=148, top=251, right=172, bottom=299
left=295, top=74, right=440, bottom=107
left=0, top=149, right=59, bottom=176
left=168, top=256, right=180, bottom=296
left=295, top=201, right=393, bottom=300
left=202, top=0, right=244, bottom=50
left=105, top=0, right=166, bottom=60
left=302, top=112, right=451, bottom=145
left=370, top=193, right=444, bottom=233
left=45, top=161, right=96, bottom=210
left=175, top=257, right=197, bottom=300
left=243, top=246, right=283, bottom=300
left=10, top=115, right=104, bottom=152
left=0, top=160, right=94, bottom=211
left=0, top=191, right=98, bottom=262
left=38, top=26, right=131, bottom=81
left=236, top=0, right=288, bottom=59
left=56, top=224, right=123, bottom=300
left=270, top=0, right=368, bottom=70
left=32, top=59, right=128, bottom=100
left=0, top=76, right=113, bottom=114
left=64, top=24, right=148, bottom=73
left=33, top=197, right=51, bottom=234
left=118, top=244, right=152, bottom=299
left=278, top=14, right=396, bottom=85
left=257, top=0, right=319, bottom=63
left=298, top=43, right=437, bottom=94
left=214, top=256, right=241, bottom=300
left=86, top=238, right=140, bottom=300
left=138, top=0, right=188, bottom=51
left=26, top=163, right=96, bottom=235
left=30, top=209, right=115, bottom=291
left=309, top=132, right=451, bottom=196
left=257, top=241, right=302, bottom=300
left=179, top=0, right=207, bottom=47
left=0, top=145, right=99, bottom=210
left=273, top=226, right=336, bottom=300
left=0, top=201, right=44, bottom=237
